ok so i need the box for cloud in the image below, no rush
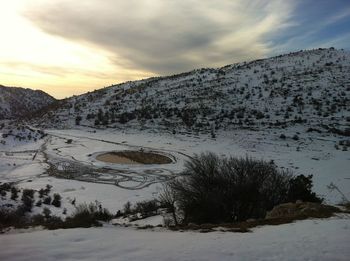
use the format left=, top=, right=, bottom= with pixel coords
left=265, top=0, right=350, bottom=56
left=23, top=0, right=296, bottom=75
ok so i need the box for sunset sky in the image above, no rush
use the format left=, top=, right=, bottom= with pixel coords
left=1, top=0, right=349, bottom=99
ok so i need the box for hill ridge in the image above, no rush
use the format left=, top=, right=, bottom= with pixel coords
left=29, top=48, right=350, bottom=135
left=0, top=85, right=56, bottom=120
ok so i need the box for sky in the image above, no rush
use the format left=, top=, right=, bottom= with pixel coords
left=0, top=0, right=349, bottom=99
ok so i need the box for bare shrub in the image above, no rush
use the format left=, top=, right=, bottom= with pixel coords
left=134, top=199, right=159, bottom=216
left=163, top=152, right=321, bottom=225
left=63, top=202, right=113, bottom=228
left=159, top=183, right=179, bottom=226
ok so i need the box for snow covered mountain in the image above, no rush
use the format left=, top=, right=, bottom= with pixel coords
left=0, top=85, right=56, bottom=120
left=31, top=48, right=350, bottom=135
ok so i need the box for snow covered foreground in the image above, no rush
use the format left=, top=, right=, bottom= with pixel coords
left=1, top=126, right=349, bottom=260
left=1, top=217, right=350, bottom=261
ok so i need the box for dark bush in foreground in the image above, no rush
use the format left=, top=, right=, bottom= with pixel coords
left=162, top=152, right=322, bottom=224
left=10, top=187, right=19, bottom=200
left=43, top=196, right=52, bottom=205
left=0, top=201, right=113, bottom=231
left=56, top=202, right=113, bottom=229
left=134, top=200, right=159, bottom=216
left=22, top=189, right=35, bottom=199
left=0, top=183, right=12, bottom=194
left=43, top=202, right=112, bottom=230
left=52, top=193, right=62, bottom=207
left=0, top=208, right=26, bottom=229
left=121, top=199, right=160, bottom=218
left=287, top=175, right=322, bottom=203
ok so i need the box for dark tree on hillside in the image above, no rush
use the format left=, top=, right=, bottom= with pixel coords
left=97, top=109, right=103, bottom=122
left=75, top=115, right=82, bottom=125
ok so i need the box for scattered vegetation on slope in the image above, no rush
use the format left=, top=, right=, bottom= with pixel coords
left=0, top=183, right=113, bottom=231
left=31, top=48, right=350, bottom=137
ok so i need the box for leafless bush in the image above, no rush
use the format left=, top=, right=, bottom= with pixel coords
left=163, top=152, right=321, bottom=224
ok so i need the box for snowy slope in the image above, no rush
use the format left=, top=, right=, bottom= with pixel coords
left=1, top=217, right=349, bottom=261
left=0, top=85, right=56, bottom=120
left=31, top=48, right=350, bottom=136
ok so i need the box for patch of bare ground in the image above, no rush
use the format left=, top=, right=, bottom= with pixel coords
left=96, top=153, right=137, bottom=164
left=96, top=150, right=173, bottom=164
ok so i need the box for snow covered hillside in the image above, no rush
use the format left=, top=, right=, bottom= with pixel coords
left=1, top=48, right=349, bottom=260
left=0, top=85, right=56, bottom=120
left=31, top=48, right=349, bottom=137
